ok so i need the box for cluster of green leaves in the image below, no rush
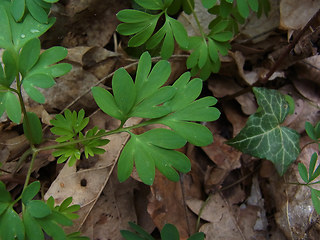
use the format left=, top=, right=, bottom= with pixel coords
left=298, top=152, right=320, bottom=214
left=117, top=0, right=270, bottom=80
left=0, top=181, right=88, bottom=240
left=227, top=88, right=300, bottom=175
left=11, top=0, right=58, bottom=23
left=50, top=109, right=109, bottom=166
left=297, top=121, right=320, bottom=214
left=92, top=52, right=220, bottom=185
left=121, top=222, right=204, bottom=240
left=0, top=0, right=70, bottom=136
left=117, top=0, right=189, bottom=59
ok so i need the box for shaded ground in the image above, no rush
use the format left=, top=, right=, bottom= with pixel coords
left=1, top=0, right=320, bottom=239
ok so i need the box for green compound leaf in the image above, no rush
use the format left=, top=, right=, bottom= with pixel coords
left=22, top=181, right=40, bottom=204
left=156, top=73, right=220, bottom=146
left=118, top=128, right=190, bottom=185
left=227, top=87, right=300, bottom=176
left=2, top=49, right=18, bottom=87
left=80, top=127, right=109, bottom=159
left=298, top=163, right=308, bottom=183
left=51, top=110, right=108, bottom=166
left=50, top=109, right=89, bottom=142
left=121, top=221, right=154, bottom=240
left=18, top=38, right=41, bottom=76
left=0, top=91, right=22, bottom=124
left=134, top=0, right=165, bottom=10
left=168, top=0, right=194, bottom=15
left=23, top=112, right=43, bottom=144
left=311, top=188, right=320, bottom=214
left=11, top=0, right=25, bottom=22
left=23, top=210, right=45, bottom=240
left=305, top=121, right=317, bottom=141
left=202, top=0, right=217, bottom=9
left=27, top=200, right=52, bottom=218
left=188, top=232, right=205, bottom=240
left=93, top=52, right=173, bottom=122
left=0, top=207, right=25, bottom=240
left=117, top=8, right=189, bottom=59
left=309, top=153, right=320, bottom=182
left=121, top=222, right=205, bottom=240
left=66, top=232, right=90, bottom=240
left=161, top=224, right=180, bottom=240
left=22, top=46, right=71, bottom=103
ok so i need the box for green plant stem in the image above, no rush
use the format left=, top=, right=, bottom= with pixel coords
left=13, top=148, right=33, bottom=173
left=186, top=0, right=206, bottom=39
left=16, top=75, right=35, bottom=150
left=23, top=151, right=38, bottom=189
left=288, top=181, right=320, bottom=186
left=195, top=194, right=211, bottom=232
left=36, top=120, right=153, bottom=152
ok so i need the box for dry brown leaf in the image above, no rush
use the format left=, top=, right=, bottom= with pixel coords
left=279, top=85, right=320, bottom=133
left=187, top=195, right=243, bottom=240
left=148, top=172, right=196, bottom=240
left=280, top=0, right=320, bottom=30
left=223, top=102, right=248, bottom=137
left=80, top=172, right=138, bottom=240
left=202, top=133, right=241, bottom=171
left=35, top=63, right=100, bottom=112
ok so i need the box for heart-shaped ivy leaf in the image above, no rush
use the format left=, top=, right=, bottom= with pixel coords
left=227, top=87, right=300, bottom=175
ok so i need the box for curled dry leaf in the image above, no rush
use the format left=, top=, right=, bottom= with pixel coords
left=280, top=85, right=320, bottom=133
left=280, top=0, right=320, bottom=30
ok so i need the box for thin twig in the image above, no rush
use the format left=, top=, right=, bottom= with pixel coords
left=221, top=8, right=320, bottom=103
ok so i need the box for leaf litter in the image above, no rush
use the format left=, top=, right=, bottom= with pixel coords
left=1, top=0, right=320, bottom=239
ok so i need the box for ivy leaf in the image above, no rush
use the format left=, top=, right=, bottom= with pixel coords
left=118, top=128, right=189, bottom=185
left=227, top=87, right=300, bottom=175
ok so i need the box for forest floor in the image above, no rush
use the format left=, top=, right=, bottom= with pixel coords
left=1, top=0, right=320, bottom=239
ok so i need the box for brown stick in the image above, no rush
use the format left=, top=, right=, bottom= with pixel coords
left=221, top=8, right=320, bottom=103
